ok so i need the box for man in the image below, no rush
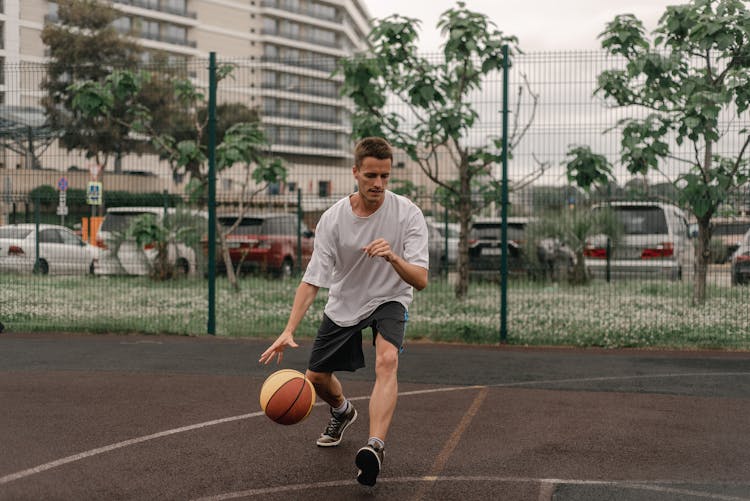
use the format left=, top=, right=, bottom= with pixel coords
left=259, top=137, right=429, bottom=487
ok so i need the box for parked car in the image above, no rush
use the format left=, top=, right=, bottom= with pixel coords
left=94, top=207, right=206, bottom=276
left=710, top=217, right=750, bottom=263
left=211, top=212, right=314, bottom=277
left=426, top=218, right=459, bottom=266
left=730, top=227, right=750, bottom=285
left=585, top=201, right=693, bottom=281
left=0, top=224, right=99, bottom=275
left=425, top=219, right=445, bottom=277
left=468, top=217, right=575, bottom=280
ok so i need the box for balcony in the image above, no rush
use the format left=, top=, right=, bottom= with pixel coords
left=260, top=56, right=337, bottom=74
left=260, top=82, right=339, bottom=99
left=262, top=28, right=341, bottom=50
left=112, top=0, right=197, bottom=19
left=261, top=0, right=340, bottom=24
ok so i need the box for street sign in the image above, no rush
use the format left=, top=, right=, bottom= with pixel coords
left=87, top=182, right=103, bottom=205
left=58, top=188, right=68, bottom=222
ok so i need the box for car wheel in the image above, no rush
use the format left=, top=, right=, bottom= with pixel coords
left=277, top=258, right=293, bottom=278
left=34, top=259, right=49, bottom=275
left=174, top=258, right=190, bottom=276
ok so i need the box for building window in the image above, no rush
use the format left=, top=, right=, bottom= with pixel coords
left=263, top=17, right=277, bottom=35
left=318, top=180, right=331, bottom=198
left=141, top=20, right=160, bottom=40
left=112, top=16, right=131, bottom=35
left=164, top=24, right=187, bottom=44
left=47, top=2, right=59, bottom=22
left=162, top=0, right=186, bottom=15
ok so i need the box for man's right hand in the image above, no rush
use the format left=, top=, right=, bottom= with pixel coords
left=258, top=331, right=299, bottom=365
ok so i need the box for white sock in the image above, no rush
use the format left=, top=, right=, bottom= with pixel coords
left=368, top=437, right=385, bottom=450
left=332, top=399, right=350, bottom=416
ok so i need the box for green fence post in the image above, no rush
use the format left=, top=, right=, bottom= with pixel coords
left=207, top=52, right=217, bottom=335
left=500, top=44, right=510, bottom=344
left=297, top=188, right=302, bottom=275
left=34, top=195, right=40, bottom=274
left=443, top=205, right=449, bottom=277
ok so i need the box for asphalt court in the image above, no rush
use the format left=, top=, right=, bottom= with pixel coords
left=1, top=333, right=749, bottom=500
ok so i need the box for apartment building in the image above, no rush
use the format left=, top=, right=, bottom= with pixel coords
left=0, top=0, right=372, bottom=201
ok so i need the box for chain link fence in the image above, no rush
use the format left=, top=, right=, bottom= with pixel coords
left=1, top=52, right=749, bottom=348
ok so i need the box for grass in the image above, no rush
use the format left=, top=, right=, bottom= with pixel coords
left=1, top=273, right=749, bottom=350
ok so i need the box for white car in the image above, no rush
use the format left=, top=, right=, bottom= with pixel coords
left=585, top=201, right=694, bottom=281
left=425, top=218, right=460, bottom=267
left=94, top=207, right=206, bottom=276
left=0, top=224, right=100, bottom=275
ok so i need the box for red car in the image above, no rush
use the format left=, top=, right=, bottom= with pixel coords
left=211, top=213, right=314, bottom=277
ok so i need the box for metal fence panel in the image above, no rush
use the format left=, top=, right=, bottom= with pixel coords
left=1, top=52, right=749, bottom=348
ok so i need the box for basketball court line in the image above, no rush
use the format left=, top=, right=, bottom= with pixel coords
left=190, top=476, right=750, bottom=501
left=1, top=371, right=749, bottom=487
left=411, top=387, right=489, bottom=501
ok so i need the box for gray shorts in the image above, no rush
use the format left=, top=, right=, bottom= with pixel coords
left=307, top=301, right=408, bottom=373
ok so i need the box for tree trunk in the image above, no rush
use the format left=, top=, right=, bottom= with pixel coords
left=570, top=248, right=589, bottom=285
left=216, top=222, right=239, bottom=292
left=454, top=157, right=472, bottom=299
left=455, top=210, right=471, bottom=299
left=692, top=138, right=714, bottom=306
left=692, top=216, right=711, bottom=306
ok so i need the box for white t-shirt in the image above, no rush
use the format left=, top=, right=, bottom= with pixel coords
left=302, top=190, right=429, bottom=327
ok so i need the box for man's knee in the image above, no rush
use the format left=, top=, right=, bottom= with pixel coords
left=375, top=341, right=399, bottom=375
left=305, top=369, right=331, bottom=388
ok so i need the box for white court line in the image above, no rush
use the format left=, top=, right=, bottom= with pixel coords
left=190, top=476, right=750, bottom=501
left=0, top=412, right=265, bottom=485
left=1, top=371, right=749, bottom=486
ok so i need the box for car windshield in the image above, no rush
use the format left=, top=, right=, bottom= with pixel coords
left=219, top=217, right=263, bottom=235
left=612, top=207, right=668, bottom=235
left=432, top=223, right=459, bottom=239
left=713, top=222, right=750, bottom=236
left=473, top=223, right=525, bottom=242
left=0, top=227, right=33, bottom=239
left=101, top=212, right=155, bottom=232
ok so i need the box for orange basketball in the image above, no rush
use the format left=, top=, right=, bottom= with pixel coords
left=259, top=369, right=316, bottom=425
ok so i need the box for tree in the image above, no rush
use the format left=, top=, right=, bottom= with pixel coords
left=126, top=209, right=205, bottom=280
left=69, top=67, right=286, bottom=288
left=41, top=0, right=142, bottom=172
left=591, top=0, right=750, bottom=305
left=337, top=1, right=522, bottom=298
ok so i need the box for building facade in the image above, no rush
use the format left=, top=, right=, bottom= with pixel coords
left=0, top=0, right=372, bottom=202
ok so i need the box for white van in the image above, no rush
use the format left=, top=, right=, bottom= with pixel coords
left=94, top=206, right=206, bottom=276
left=584, top=201, right=693, bottom=281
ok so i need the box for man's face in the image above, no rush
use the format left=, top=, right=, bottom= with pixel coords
left=353, top=157, right=391, bottom=205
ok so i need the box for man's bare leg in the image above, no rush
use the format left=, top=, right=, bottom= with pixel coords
left=306, top=370, right=345, bottom=408
left=307, top=370, right=357, bottom=447
left=368, top=334, right=399, bottom=440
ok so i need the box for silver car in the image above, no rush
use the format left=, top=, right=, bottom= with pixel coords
left=585, top=202, right=693, bottom=281
left=94, top=207, right=206, bottom=276
left=0, top=224, right=99, bottom=275
left=730, top=228, right=750, bottom=286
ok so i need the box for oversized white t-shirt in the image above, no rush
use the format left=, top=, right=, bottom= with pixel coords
left=302, top=190, right=429, bottom=327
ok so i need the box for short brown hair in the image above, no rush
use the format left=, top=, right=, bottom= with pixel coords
left=354, top=137, right=393, bottom=168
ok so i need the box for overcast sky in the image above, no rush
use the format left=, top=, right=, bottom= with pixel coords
left=364, top=0, right=683, bottom=52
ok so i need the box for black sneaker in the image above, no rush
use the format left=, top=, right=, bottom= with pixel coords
left=355, top=444, right=384, bottom=486
left=316, top=404, right=357, bottom=447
